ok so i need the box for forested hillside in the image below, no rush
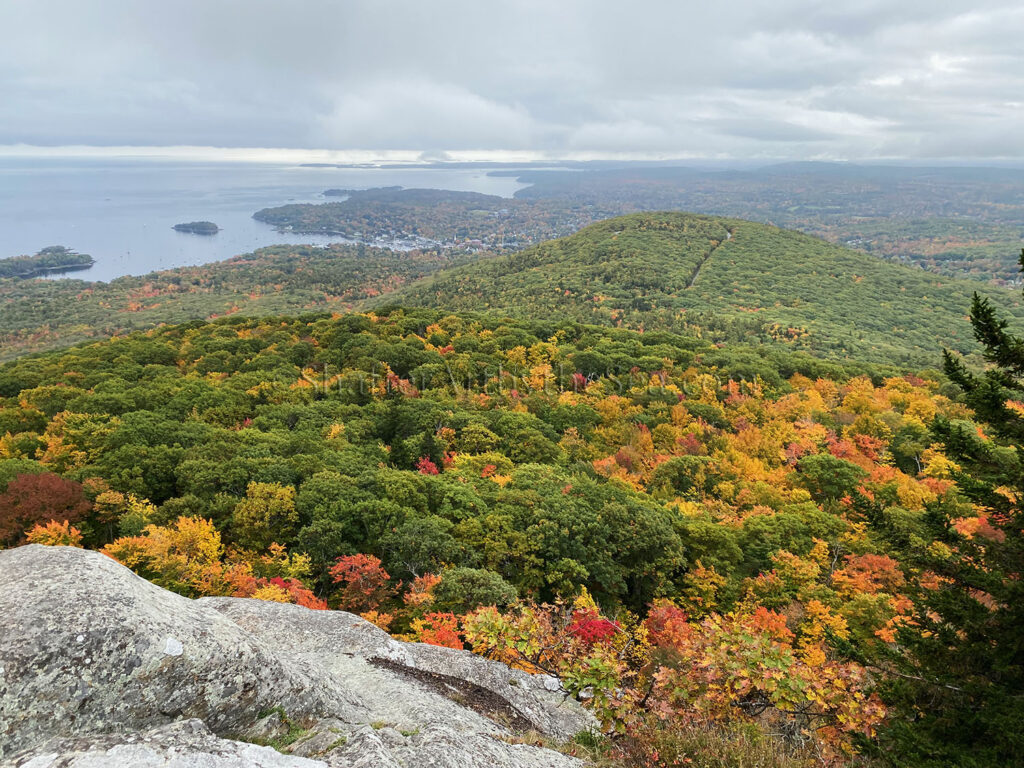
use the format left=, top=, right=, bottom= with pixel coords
left=389, top=212, right=1024, bottom=366
left=6, top=212, right=1021, bottom=370
left=0, top=243, right=455, bottom=360
left=0, top=305, right=1012, bottom=764
left=254, top=164, right=1024, bottom=284
left=504, top=164, right=1024, bottom=282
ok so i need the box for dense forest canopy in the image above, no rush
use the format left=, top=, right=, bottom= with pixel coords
left=3, top=213, right=1021, bottom=370
left=387, top=212, right=1024, bottom=367
left=2, top=211, right=1022, bottom=766
left=0, top=243, right=457, bottom=360
left=0, top=301, right=1012, bottom=764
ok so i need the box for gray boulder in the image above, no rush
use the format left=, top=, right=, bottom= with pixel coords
left=0, top=545, right=592, bottom=767
left=0, top=545, right=361, bottom=759
left=9, top=719, right=325, bottom=768
left=200, top=598, right=591, bottom=743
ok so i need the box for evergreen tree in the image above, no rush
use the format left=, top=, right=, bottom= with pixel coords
left=883, top=257, right=1024, bottom=766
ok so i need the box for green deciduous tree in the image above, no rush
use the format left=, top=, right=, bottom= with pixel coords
left=231, top=481, right=299, bottom=550
left=431, top=566, right=517, bottom=614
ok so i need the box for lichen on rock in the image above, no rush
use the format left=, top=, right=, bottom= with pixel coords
left=1, top=545, right=592, bottom=767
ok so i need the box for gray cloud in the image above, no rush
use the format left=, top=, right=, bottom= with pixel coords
left=707, top=118, right=837, bottom=143
left=1, top=0, right=1022, bottom=160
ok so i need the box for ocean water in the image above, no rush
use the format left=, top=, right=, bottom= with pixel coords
left=0, top=158, right=527, bottom=282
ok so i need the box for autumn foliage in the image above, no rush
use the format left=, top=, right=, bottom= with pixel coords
left=0, top=308, right=1006, bottom=766
left=25, top=518, right=83, bottom=547
left=456, top=586, right=883, bottom=763
left=329, top=553, right=393, bottom=612
left=410, top=611, right=462, bottom=649
left=0, top=473, right=91, bottom=546
left=102, top=518, right=325, bottom=608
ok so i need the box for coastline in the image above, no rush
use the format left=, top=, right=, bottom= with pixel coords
left=7, top=258, right=95, bottom=279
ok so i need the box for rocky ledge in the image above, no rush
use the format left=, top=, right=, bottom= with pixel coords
left=0, top=545, right=594, bottom=767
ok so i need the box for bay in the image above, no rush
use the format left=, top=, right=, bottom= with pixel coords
left=0, top=158, right=527, bottom=282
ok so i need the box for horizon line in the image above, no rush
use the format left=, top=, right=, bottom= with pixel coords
left=2, top=143, right=1023, bottom=168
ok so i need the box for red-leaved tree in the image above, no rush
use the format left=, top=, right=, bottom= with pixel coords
left=0, top=473, right=92, bottom=546
left=329, top=553, right=394, bottom=612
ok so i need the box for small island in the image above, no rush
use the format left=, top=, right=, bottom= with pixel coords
left=0, top=246, right=94, bottom=279
left=173, top=221, right=220, bottom=235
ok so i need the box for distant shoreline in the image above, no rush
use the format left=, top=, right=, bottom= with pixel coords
left=0, top=245, right=96, bottom=280
left=14, top=259, right=95, bottom=279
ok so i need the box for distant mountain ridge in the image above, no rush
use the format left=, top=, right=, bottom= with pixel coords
left=381, top=212, right=1024, bottom=366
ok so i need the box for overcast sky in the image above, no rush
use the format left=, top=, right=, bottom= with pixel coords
left=2, top=0, right=1022, bottom=161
